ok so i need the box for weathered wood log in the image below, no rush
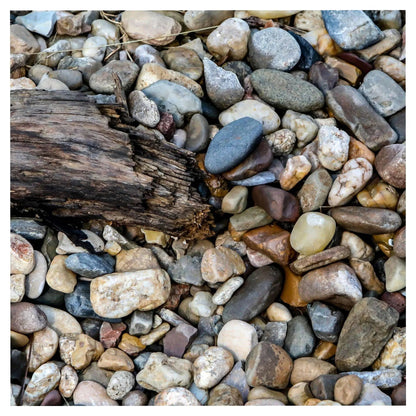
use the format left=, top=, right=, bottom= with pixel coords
left=11, top=90, right=213, bottom=239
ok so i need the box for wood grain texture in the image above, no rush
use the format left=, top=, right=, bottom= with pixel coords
left=11, top=90, right=213, bottom=239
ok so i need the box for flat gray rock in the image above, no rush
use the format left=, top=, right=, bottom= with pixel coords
left=16, top=11, right=57, bottom=37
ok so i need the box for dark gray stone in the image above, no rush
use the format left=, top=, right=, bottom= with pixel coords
left=261, top=321, right=287, bottom=347
left=65, top=253, right=114, bottom=278
left=198, top=315, right=223, bottom=336
left=204, top=117, right=263, bottom=174
left=222, top=60, right=252, bottom=86
left=307, top=301, right=345, bottom=343
left=388, top=108, right=405, bottom=143
left=251, top=69, right=324, bottom=112
left=81, top=318, right=102, bottom=340
left=34, top=286, right=65, bottom=308
left=127, top=310, right=154, bottom=336
left=310, top=374, right=343, bottom=400
left=284, top=315, right=316, bottom=359
left=322, top=10, right=384, bottom=50
left=222, top=264, right=284, bottom=323
left=290, top=31, right=322, bottom=71
left=11, top=349, right=27, bottom=383
left=167, top=255, right=204, bottom=286
left=10, top=217, right=46, bottom=240
left=185, top=113, right=210, bottom=152
left=308, top=61, right=339, bottom=94
left=221, top=361, right=250, bottom=402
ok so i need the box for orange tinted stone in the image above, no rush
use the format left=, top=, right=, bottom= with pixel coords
left=348, top=137, right=375, bottom=164
left=197, top=153, right=229, bottom=197
left=228, top=222, right=246, bottom=241
left=373, top=233, right=394, bottom=257
left=280, top=266, right=308, bottom=307
left=313, top=341, right=337, bottom=360
left=118, top=333, right=146, bottom=356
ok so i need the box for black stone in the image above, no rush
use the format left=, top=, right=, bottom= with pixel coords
left=261, top=321, right=287, bottom=347
left=81, top=318, right=102, bottom=340
left=65, top=253, right=114, bottom=278
left=34, top=286, right=65, bottom=307
left=307, top=301, right=345, bottom=343
left=388, top=108, right=406, bottom=144
left=222, top=264, right=284, bottom=323
left=11, top=349, right=27, bottom=383
left=284, top=315, right=316, bottom=359
left=290, top=31, right=322, bottom=71
left=64, top=281, right=121, bottom=322
left=204, top=117, right=263, bottom=174
left=310, top=374, right=344, bottom=400
left=201, top=99, right=220, bottom=120
left=222, top=60, right=253, bottom=86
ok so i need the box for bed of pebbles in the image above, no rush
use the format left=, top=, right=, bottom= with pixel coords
left=10, top=10, right=405, bottom=406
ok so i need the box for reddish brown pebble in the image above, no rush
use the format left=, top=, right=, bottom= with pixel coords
left=243, top=224, right=296, bottom=266
left=156, top=111, right=176, bottom=139
left=99, top=322, right=127, bottom=349
left=163, top=323, right=198, bottom=358
left=393, top=226, right=406, bottom=258
left=375, top=143, right=406, bottom=189
left=391, top=381, right=406, bottom=405
left=162, top=283, right=191, bottom=310
left=380, top=291, right=406, bottom=314
left=40, top=389, right=62, bottom=406
left=252, top=185, right=300, bottom=222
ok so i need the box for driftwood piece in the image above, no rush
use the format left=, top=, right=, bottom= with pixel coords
left=11, top=90, right=213, bottom=239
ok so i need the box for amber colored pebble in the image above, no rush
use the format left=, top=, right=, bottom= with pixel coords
left=11, top=330, right=30, bottom=348
left=348, top=137, right=375, bottom=164
left=196, top=153, right=229, bottom=197
left=305, top=398, right=321, bottom=406
left=118, top=333, right=146, bottom=356
left=228, top=222, right=246, bottom=241
left=357, top=178, right=399, bottom=210
left=373, top=233, right=394, bottom=257
left=280, top=266, right=308, bottom=307
left=325, top=56, right=362, bottom=85
left=313, top=341, right=337, bottom=360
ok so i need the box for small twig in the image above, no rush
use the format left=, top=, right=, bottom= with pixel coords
left=17, top=338, right=33, bottom=406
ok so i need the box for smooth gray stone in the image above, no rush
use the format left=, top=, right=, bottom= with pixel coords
left=284, top=315, right=316, bottom=359
left=203, top=58, right=244, bottom=110
left=358, top=70, right=405, bottom=117
left=309, top=374, right=343, bottom=400
left=65, top=253, right=114, bottom=278
left=58, top=56, right=103, bottom=83
left=11, top=217, right=46, bottom=240
left=341, top=369, right=402, bottom=389
left=142, top=80, right=202, bottom=127
left=222, top=265, right=284, bottom=323
left=230, top=171, right=276, bottom=186
left=221, top=361, right=250, bottom=402
left=168, top=255, right=204, bottom=286
left=297, top=168, right=333, bottom=212
left=185, top=113, right=210, bottom=152
left=15, top=11, right=57, bottom=37
left=326, top=85, right=398, bottom=151
left=388, top=109, right=405, bottom=143
left=49, top=69, right=83, bottom=90
left=322, top=10, right=384, bottom=50
left=248, top=27, right=301, bottom=71
left=127, top=310, right=154, bottom=336
left=261, top=322, right=287, bottom=347
left=134, top=352, right=152, bottom=370
left=307, top=301, right=345, bottom=343
left=189, top=383, right=209, bottom=405
left=354, top=383, right=392, bottom=405
left=251, top=69, right=324, bottom=112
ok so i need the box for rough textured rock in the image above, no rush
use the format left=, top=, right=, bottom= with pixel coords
left=335, top=298, right=399, bottom=371
left=26, top=326, right=59, bottom=372
left=374, top=143, right=406, bottom=189
left=98, top=348, right=134, bottom=372
left=106, top=371, right=135, bottom=400
left=208, top=383, right=243, bottom=405
left=154, top=387, right=200, bottom=406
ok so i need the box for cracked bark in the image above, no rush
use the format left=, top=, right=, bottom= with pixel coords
left=11, top=90, right=213, bottom=239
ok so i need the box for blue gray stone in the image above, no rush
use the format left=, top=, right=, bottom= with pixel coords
left=388, top=109, right=405, bottom=143
left=127, top=310, right=153, bottom=336
left=65, top=253, right=114, bottom=278
left=307, top=301, right=345, bottom=343
left=167, top=255, right=204, bottom=286
left=248, top=27, right=301, bottom=71
left=10, top=217, right=46, bottom=240
left=142, top=80, right=202, bottom=127
left=284, top=315, right=316, bottom=359
left=189, top=383, right=209, bottom=405
left=134, top=352, right=152, bottom=370
left=204, top=117, right=263, bottom=174
left=221, top=361, right=250, bottom=402
left=230, top=171, right=276, bottom=186
left=15, top=11, right=57, bottom=37
left=341, top=369, right=402, bottom=389
left=322, top=10, right=385, bottom=50
left=203, top=58, right=244, bottom=110
left=58, top=56, right=103, bottom=83
left=354, top=383, right=392, bottom=405
left=185, top=114, right=210, bottom=152
left=358, top=70, right=406, bottom=117
left=251, top=69, right=325, bottom=112
left=261, top=322, right=287, bottom=347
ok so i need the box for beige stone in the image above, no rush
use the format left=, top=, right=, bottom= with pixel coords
left=247, top=386, right=288, bottom=404
left=46, top=254, right=77, bottom=293
left=288, top=382, right=314, bottom=405
left=334, top=374, right=363, bottom=405
left=302, top=28, right=342, bottom=57
left=279, top=155, right=311, bottom=190
left=357, top=29, right=402, bottom=62
left=11, top=330, right=29, bottom=348
left=10, top=273, right=25, bottom=303
left=59, top=365, right=78, bottom=398
left=266, top=303, right=292, bottom=322
left=290, top=357, right=337, bottom=385
left=71, top=334, right=104, bottom=371
left=374, top=55, right=405, bottom=83
left=73, top=380, right=118, bottom=405
left=26, top=326, right=59, bottom=372
left=104, top=240, right=122, bottom=256
left=10, top=77, right=36, bottom=90
left=140, top=322, right=171, bottom=346
left=59, top=334, right=78, bottom=365
left=90, top=269, right=171, bottom=318
left=37, top=305, right=82, bottom=336
left=294, top=10, right=325, bottom=32
left=341, top=231, right=375, bottom=261
left=10, top=24, right=40, bottom=55
left=26, top=250, right=47, bottom=299
left=325, top=56, right=362, bottom=85
left=98, top=348, right=134, bottom=372
left=10, top=233, right=35, bottom=275
left=115, top=247, right=159, bottom=272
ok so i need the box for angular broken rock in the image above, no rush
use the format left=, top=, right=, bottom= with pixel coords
left=298, top=262, right=362, bottom=310
left=245, top=341, right=293, bottom=389
left=335, top=297, right=399, bottom=371
left=90, top=269, right=171, bottom=318
left=163, top=323, right=198, bottom=358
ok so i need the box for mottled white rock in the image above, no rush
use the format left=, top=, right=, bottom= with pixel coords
left=56, top=230, right=104, bottom=254
left=373, top=327, right=406, bottom=370
left=36, top=73, right=69, bottom=91
left=90, top=269, right=171, bottom=318
left=25, top=326, right=59, bottom=372
left=37, top=305, right=82, bottom=336
left=136, top=352, right=193, bottom=392
left=212, top=277, right=244, bottom=305
left=340, top=231, right=375, bottom=261
left=10, top=274, right=25, bottom=303
left=59, top=364, right=78, bottom=398
left=10, top=233, right=35, bottom=275
left=10, top=77, right=36, bottom=90
left=136, top=62, right=203, bottom=98
left=73, top=380, right=118, bottom=406
left=384, top=255, right=406, bottom=292
left=206, top=18, right=250, bottom=61
left=26, top=251, right=47, bottom=299
left=154, top=387, right=200, bottom=405
left=91, top=19, right=120, bottom=43
left=219, top=100, right=280, bottom=134
left=106, top=371, right=135, bottom=400
left=193, top=347, right=234, bottom=389
left=189, top=291, right=216, bottom=317
left=46, top=254, right=77, bottom=293
left=36, top=40, right=70, bottom=67
left=82, top=36, right=107, bottom=62
left=265, top=129, right=296, bottom=156
left=22, top=362, right=61, bottom=405
left=282, top=110, right=319, bottom=147
left=217, top=320, right=258, bottom=361
left=128, top=90, right=160, bottom=127
left=59, top=334, right=78, bottom=365
left=279, top=155, right=312, bottom=190
left=317, top=125, right=350, bottom=171
left=328, top=158, right=373, bottom=206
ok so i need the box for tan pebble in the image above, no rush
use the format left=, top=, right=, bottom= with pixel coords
left=10, top=233, right=35, bottom=275
left=115, top=247, right=159, bottom=272
left=11, top=330, right=29, bottom=348
left=140, top=322, right=170, bottom=346
left=71, top=334, right=104, bottom=371
left=288, top=381, right=314, bottom=405
left=37, top=304, right=82, bottom=336
left=59, top=333, right=78, bottom=365
left=59, top=365, right=78, bottom=398
left=26, top=326, right=59, bottom=372
left=279, top=155, right=311, bottom=190
left=334, top=374, right=363, bottom=405
left=348, top=137, right=375, bottom=164
left=290, top=357, right=337, bottom=385
left=313, top=341, right=337, bottom=360
left=357, top=179, right=399, bottom=210
left=304, top=398, right=321, bottom=405
left=280, top=266, right=308, bottom=307
left=266, top=302, right=292, bottom=322
left=372, top=327, right=406, bottom=370
left=10, top=273, right=25, bottom=303
left=73, top=380, right=118, bottom=405
left=46, top=255, right=77, bottom=293
left=104, top=240, right=121, bottom=256
left=118, top=333, right=146, bottom=356
left=98, top=348, right=134, bottom=371
left=245, top=398, right=285, bottom=405
left=26, top=250, right=47, bottom=299
left=340, top=231, right=375, bottom=261
left=247, top=386, right=288, bottom=404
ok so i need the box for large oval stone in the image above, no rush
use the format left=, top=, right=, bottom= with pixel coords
left=222, top=265, right=284, bottom=323
left=11, top=302, right=47, bottom=334
left=204, top=117, right=263, bottom=174
left=326, top=85, right=397, bottom=151
left=37, top=304, right=82, bottom=336
left=374, top=143, right=405, bottom=189
left=10, top=233, right=35, bottom=275
left=335, top=298, right=399, bottom=371
left=250, top=69, right=324, bottom=112
left=329, top=206, right=402, bottom=234
left=90, top=269, right=171, bottom=318
left=73, top=380, right=118, bottom=406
